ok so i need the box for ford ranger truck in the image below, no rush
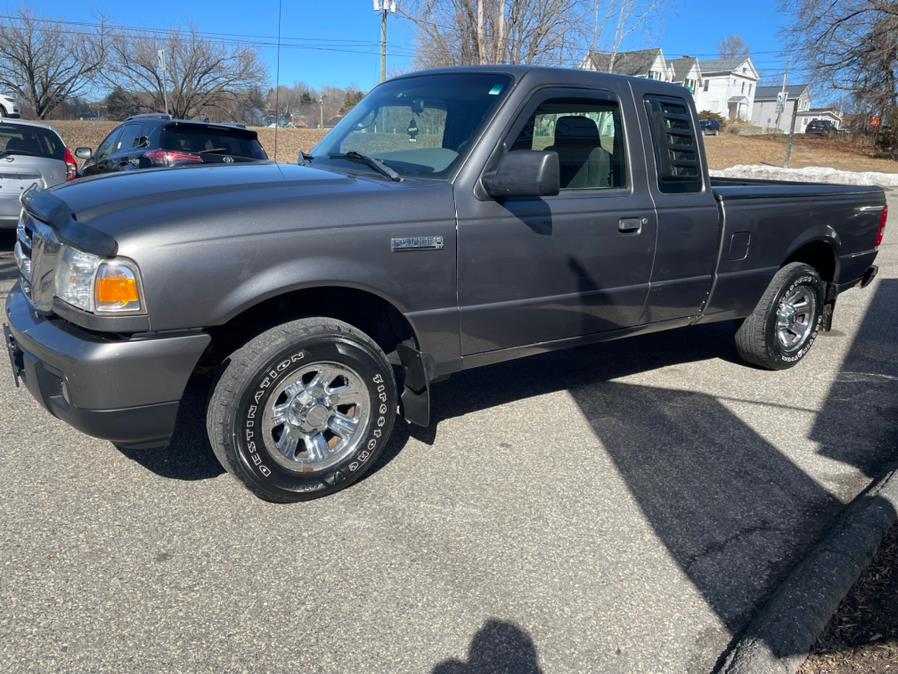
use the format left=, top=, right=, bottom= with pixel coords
left=5, top=66, right=886, bottom=502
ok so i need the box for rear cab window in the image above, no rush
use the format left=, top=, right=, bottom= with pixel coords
left=0, top=123, right=65, bottom=160
left=161, top=124, right=268, bottom=160
left=644, top=95, right=703, bottom=193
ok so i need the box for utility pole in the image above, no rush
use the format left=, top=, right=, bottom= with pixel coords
left=157, top=49, right=170, bottom=115
left=373, top=0, right=398, bottom=81
left=774, top=70, right=787, bottom=132
left=784, top=96, right=799, bottom=168
left=318, top=96, right=324, bottom=129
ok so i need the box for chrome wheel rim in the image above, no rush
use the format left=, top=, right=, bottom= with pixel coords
left=776, top=286, right=816, bottom=351
left=261, top=361, right=370, bottom=473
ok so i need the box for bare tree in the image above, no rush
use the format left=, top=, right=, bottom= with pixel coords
left=718, top=34, right=750, bottom=60
left=0, top=10, right=107, bottom=119
left=406, top=0, right=595, bottom=68
left=405, top=0, right=665, bottom=70
left=106, top=28, right=266, bottom=119
left=599, top=0, right=666, bottom=73
left=784, top=1, right=898, bottom=127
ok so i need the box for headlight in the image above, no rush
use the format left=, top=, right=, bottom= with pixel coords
left=54, top=246, right=144, bottom=314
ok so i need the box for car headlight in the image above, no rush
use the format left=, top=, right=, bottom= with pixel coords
left=54, top=246, right=144, bottom=314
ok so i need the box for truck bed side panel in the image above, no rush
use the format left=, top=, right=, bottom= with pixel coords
left=703, top=184, right=884, bottom=320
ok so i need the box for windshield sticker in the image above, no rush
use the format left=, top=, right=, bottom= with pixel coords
left=488, top=83, right=504, bottom=95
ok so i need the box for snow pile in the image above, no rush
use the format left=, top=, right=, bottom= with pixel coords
left=711, top=164, right=898, bottom=188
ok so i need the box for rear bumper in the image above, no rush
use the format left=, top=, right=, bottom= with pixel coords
left=5, top=285, right=210, bottom=448
left=837, top=264, right=879, bottom=294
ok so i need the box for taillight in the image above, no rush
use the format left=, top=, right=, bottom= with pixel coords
left=144, top=149, right=204, bottom=166
left=875, top=205, right=888, bottom=249
left=64, top=148, right=77, bottom=180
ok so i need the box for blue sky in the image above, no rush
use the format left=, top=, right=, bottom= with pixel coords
left=5, top=0, right=805, bottom=95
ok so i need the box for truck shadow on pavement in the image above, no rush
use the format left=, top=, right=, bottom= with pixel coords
left=569, top=281, right=896, bottom=661
left=420, top=280, right=897, bottom=664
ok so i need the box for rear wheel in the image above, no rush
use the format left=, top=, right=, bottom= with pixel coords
left=206, top=317, right=397, bottom=502
left=735, top=262, right=825, bottom=370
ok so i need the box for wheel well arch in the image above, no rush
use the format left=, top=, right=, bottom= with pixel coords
left=200, top=285, right=419, bottom=370
left=783, top=240, right=839, bottom=284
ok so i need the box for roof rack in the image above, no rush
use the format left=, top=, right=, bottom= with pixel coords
left=124, top=112, right=173, bottom=121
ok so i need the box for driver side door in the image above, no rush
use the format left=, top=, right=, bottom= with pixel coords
left=456, top=86, right=658, bottom=355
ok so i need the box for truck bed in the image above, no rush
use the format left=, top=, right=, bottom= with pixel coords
left=711, top=176, right=884, bottom=201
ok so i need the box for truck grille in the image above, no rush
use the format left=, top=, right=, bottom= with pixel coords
left=14, top=212, right=33, bottom=298
left=14, top=211, right=61, bottom=311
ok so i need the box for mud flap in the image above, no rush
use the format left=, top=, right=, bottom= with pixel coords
left=821, top=283, right=837, bottom=332
left=396, top=342, right=431, bottom=427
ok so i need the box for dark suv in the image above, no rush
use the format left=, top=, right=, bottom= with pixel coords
left=74, top=113, right=268, bottom=176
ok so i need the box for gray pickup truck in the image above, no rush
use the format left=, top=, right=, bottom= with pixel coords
left=5, top=66, right=886, bottom=502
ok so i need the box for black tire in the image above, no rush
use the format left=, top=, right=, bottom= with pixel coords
left=207, top=317, right=398, bottom=502
left=735, top=262, right=825, bottom=370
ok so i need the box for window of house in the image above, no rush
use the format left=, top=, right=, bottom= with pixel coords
left=741, top=82, right=745, bottom=94
left=704, top=80, right=709, bottom=92
left=511, top=97, right=627, bottom=190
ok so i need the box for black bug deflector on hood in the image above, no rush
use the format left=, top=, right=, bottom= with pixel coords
left=21, top=187, right=118, bottom=257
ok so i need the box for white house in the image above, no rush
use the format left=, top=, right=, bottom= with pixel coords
left=796, top=108, right=844, bottom=132
left=581, top=48, right=673, bottom=81
left=751, top=84, right=811, bottom=132
left=694, top=57, right=760, bottom=121
left=668, top=56, right=702, bottom=95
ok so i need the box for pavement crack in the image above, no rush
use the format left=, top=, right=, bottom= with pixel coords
left=683, top=520, right=784, bottom=570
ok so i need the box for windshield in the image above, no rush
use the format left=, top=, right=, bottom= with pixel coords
left=312, top=73, right=513, bottom=179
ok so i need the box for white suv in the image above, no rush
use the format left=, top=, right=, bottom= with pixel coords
left=0, top=92, right=20, bottom=117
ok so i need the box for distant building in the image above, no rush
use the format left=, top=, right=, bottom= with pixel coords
left=797, top=108, right=844, bottom=132
left=580, top=50, right=760, bottom=121
left=752, top=84, right=811, bottom=132
left=581, top=48, right=673, bottom=81
left=668, top=56, right=702, bottom=95
left=695, top=58, right=760, bottom=121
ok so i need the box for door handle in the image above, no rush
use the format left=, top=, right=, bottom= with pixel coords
left=618, top=217, right=646, bottom=234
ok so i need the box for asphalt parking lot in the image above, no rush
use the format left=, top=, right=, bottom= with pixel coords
left=1, top=195, right=896, bottom=673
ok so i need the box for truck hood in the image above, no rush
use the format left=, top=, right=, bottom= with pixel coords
left=40, top=162, right=456, bottom=257
left=51, top=162, right=367, bottom=238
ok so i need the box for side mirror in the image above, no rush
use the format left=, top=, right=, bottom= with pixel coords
left=136, top=136, right=150, bottom=148
left=483, top=150, right=560, bottom=199
left=74, top=147, right=92, bottom=160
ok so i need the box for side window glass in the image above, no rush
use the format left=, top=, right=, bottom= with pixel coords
left=511, top=97, right=626, bottom=190
left=95, top=127, right=123, bottom=159
left=116, top=124, right=146, bottom=151
left=644, top=95, right=702, bottom=193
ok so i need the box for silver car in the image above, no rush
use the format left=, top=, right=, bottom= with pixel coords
left=0, top=119, right=74, bottom=228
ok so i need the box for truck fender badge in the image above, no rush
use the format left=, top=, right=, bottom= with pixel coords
left=391, top=236, right=444, bottom=252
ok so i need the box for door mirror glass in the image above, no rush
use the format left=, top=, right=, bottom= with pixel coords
left=483, top=150, right=560, bottom=198
left=74, top=147, right=92, bottom=160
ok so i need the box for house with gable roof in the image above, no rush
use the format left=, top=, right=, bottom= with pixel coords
left=695, top=57, right=760, bottom=121
left=581, top=48, right=673, bottom=81
left=581, top=50, right=760, bottom=122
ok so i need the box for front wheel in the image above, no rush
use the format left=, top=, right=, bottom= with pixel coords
left=735, top=262, right=825, bottom=370
left=207, top=317, right=398, bottom=502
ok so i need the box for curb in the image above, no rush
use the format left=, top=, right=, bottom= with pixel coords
left=716, top=461, right=898, bottom=674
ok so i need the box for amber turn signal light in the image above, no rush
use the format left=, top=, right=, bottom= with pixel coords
left=95, top=262, right=142, bottom=312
